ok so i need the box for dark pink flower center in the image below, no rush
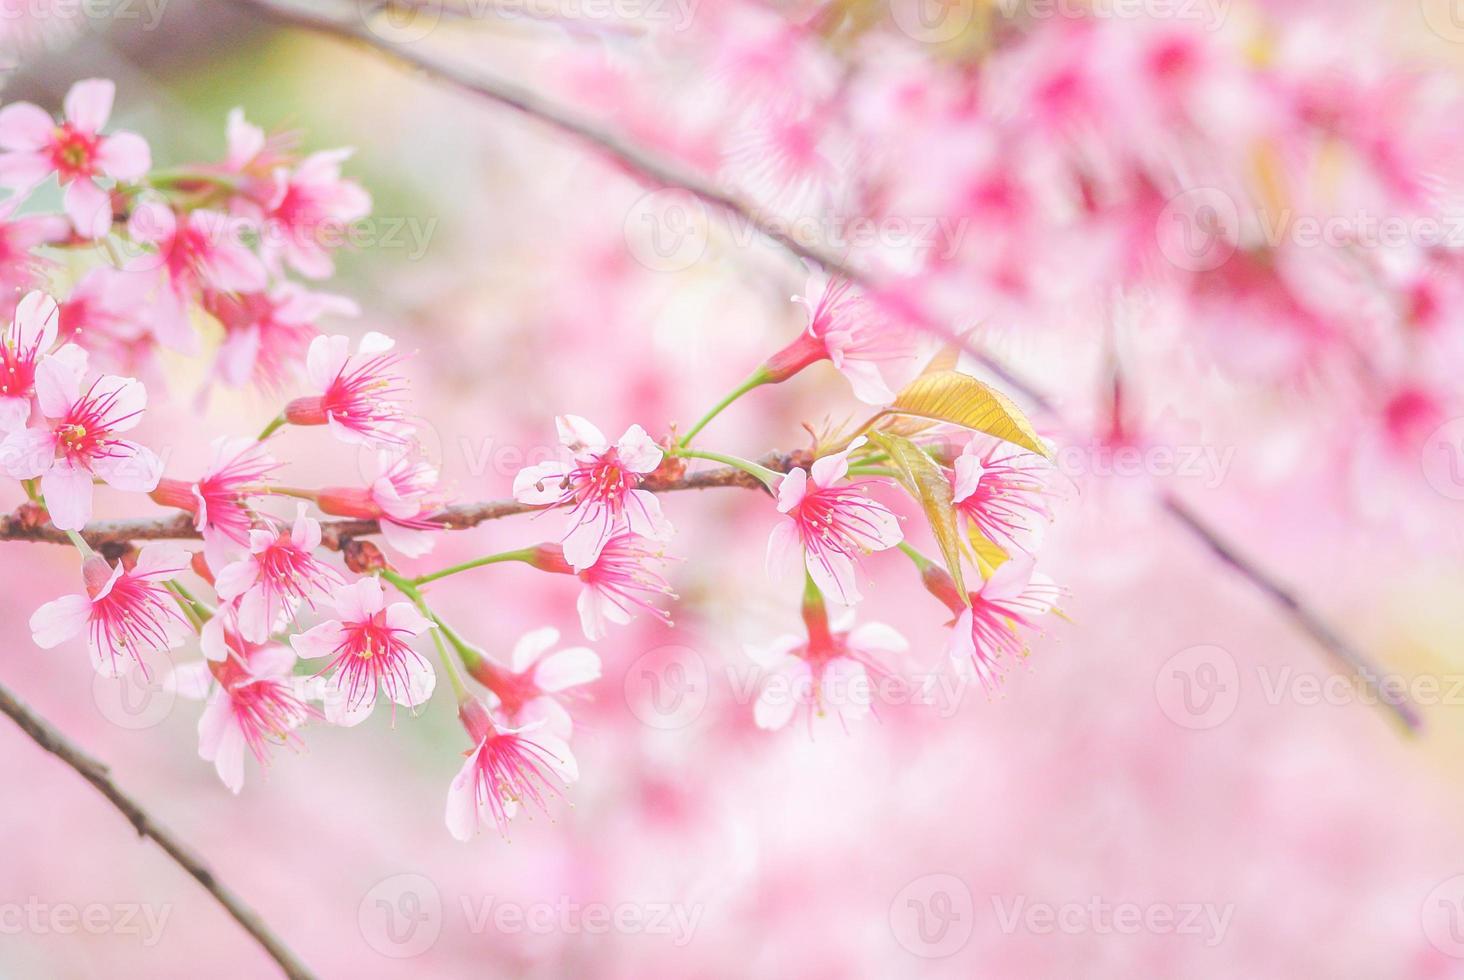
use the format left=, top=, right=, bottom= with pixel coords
left=49, top=124, right=99, bottom=181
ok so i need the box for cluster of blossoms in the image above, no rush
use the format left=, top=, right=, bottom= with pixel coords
left=7, top=79, right=1061, bottom=841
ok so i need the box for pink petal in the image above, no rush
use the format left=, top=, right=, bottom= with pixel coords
left=64, top=79, right=115, bottom=133
left=0, top=151, right=53, bottom=192
left=806, top=548, right=861, bottom=605
left=11, top=290, right=59, bottom=352
left=92, top=442, right=162, bottom=493
left=615, top=423, right=663, bottom=472
left=445, top=745, right=485, bottom=841
left=63, top=179, right=112, bottom=240
left=510, top=626, right=560, bottom=673
left=555, top=414, right=606, bottom=451
left=775, top=468, right=808, bottom=513
left=97, top=131, right=151, bottom=182
left=533, top=647, right=600, bottom=693
left=40, top=461, right=95, bottom=530
left=0, top=102, right=52, bottom=150
left=0, top=426, right=55, bottom=480
left=561, top=507, right=614, bottom=571
left=289, top=620, right=347, bottom=661
left=513, top=461, right=570, bottom=505
left=29, top=594, right=90, bottom=648
left=34, top=352, right=81, bottom=418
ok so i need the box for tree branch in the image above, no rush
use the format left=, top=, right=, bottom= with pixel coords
left=0, top=681, right=317, bottom=979
left=215, top=0, right=1421, bottom=729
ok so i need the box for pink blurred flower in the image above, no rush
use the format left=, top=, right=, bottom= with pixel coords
left=745, top=607, right=907, bottom=732
left=55, top=266, right=157, bottom=377
left=0, top=196, right=68, bottom=297
left=0, top=290, right=62, bottom=431
left=317, top=448, right=445, bottom=558
left=149, top=437, right=277, bottom=572
left=764, top=273, right=924, bottom=404
left=29, top=543, right=191, bottom=678
left=767, top=438, right=902, bottom=605
left=172, top=638, right=315, bottom=794
left=290, top=575, right=436, bottom=726
left=465, top=626, right=600, bottom=739
left=513, top=415, right=672, bottom=570
left=205, top=284, right=358, bottom=391
left=951, top=437, right=1054, bottom=554
left=284, top=332, right=410, bottom=447
left=0, top=78, right=150, bottom=238
left=214, top=503, right=343, bottom=643
left=446, top=697, right=578, bottom=841
left=529, top=531, right=677, bottom=640
left=260, top=148, right=371, bottom=279
left=0, top=356, right=161, bottom=530
left=127, top=200, right=268, bottom=354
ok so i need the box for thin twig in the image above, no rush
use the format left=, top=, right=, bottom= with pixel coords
left=0, top=681, right=317, bottom=979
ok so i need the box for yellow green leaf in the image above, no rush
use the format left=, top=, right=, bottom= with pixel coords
left=967, top=525, right=1008, bottom=580
left=868, top=430, right=967, bottom=603
left=891, top=370, right=1049, bottom=458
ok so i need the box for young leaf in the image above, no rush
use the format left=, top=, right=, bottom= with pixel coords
left=967, top=525, right=1008, bottom=580
left=891, top=370, right=1049, bottom=458
left=868, top=430, right=968, bottom=604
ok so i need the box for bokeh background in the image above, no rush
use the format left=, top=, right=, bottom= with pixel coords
left=4, top=0, right=1464, bottom=976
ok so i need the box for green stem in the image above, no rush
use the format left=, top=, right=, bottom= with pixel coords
left=411, top=548, right=536, bottom=587
left=64, top=530, right=95, bottom=560
left=897, top=541, right=936, bottom=572
left=669, top=446, right=781, bottom=491
left=149, top=167, right=243, bottom=191
left=164, top=581, right=208, bottom=632
left=256, top=413, right=287, bottom=442
left=260, top=486, right=319, bottom=502
left=380, top=569, right=471, bottom=699
left=847, top=466, right=899, bottom=478
left=678, top=368, right=771, bottom=447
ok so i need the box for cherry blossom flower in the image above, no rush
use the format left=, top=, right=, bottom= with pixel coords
left=745, top=607, right=907, bottom=732
left=763, top=273, right=924, bottom=405
left=259, top=149, right=371, bottom=279
left=464, top=626, right=600, bottom=739
left=205, top=284, right=358, bottom=391
left=126, top=200, right=268, bottom=354
left=528, top=532, right=677, bottom=640
left=445, top=697, right=578, bottom=841
left=55, top=266, right=157, bottom=378
left=767, top=438, right=902, bottom=605
left=289, top=576, right=436, bottom=726
left=0, top=196, right=68, bottom=298
left=923, top=558, right=1060, bottom=693
left=284, top=332, right=410, bottom=447
left=0, top=78, right=150, bottom=238
left=0, top=356, right=161, bottom=530
left=513, top=415, right=672, bottom=570
left=149, top=437, right=277, bottom=571
left=951, top=437, right=1054, bottom=554
left=170, top=640, right=315, bottom=794
left=316, top=448, right=445, bottom=558
left=0, top=290, right=62, bottom=431
left=213, top=503, right=343, bottom=643
left=29, top=543, right=190, bottom=678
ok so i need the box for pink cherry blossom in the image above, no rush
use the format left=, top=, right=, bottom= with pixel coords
left=126, top=200, right=268, bottom=354
left=205, top=284, right=358, bottom=392
left=0, top=196, right=68, bottom=297
left=171, top=639, right=316, bottom=794
left=513, top=415, right=672, bottom=570
left=284, top=332, right=411, bottom=447
left=951, top=437, right=1055, bottom=554
left=148, top=437, right=278, bottom=572
left=213, top=503, right=343, bottom=643
left=763, top=273, right=924, bottom=405
left=936, top=558, right=1061, bottom=693
left=445, top=697, right=578, bottom=841
left=0, top=78, right=151, bottom=238
left=767, top=438, right=902, bottom=605
left=0, top=356, right=161, bottom=530
left=259, top=148, right=372, bottom=279
left=55, top=266, right=157, bottom=378
left=465, top=626, right=600, bottom=739
left=316, top=448, right=445, bottom=558
left=290, top=575, right=436, bottom=726
left=29, top=543, right=190, bottom=678
left=745, top=609, right=907, bottom=732
left=528, top=532, right=677, bottom=640
left=0, top=290, right=62, bottom=431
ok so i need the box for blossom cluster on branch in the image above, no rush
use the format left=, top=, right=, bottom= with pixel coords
left=0, top=79, right=1060, bottom=841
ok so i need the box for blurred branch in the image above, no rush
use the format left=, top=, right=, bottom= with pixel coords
left=225, top=0, right=1420, bottom=730
left=0, top=681, right=317, bottom=980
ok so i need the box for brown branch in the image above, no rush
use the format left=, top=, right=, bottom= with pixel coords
left=0, top=681, right=317, bottom=979
left=214, top=0, right=1419, bottom=730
